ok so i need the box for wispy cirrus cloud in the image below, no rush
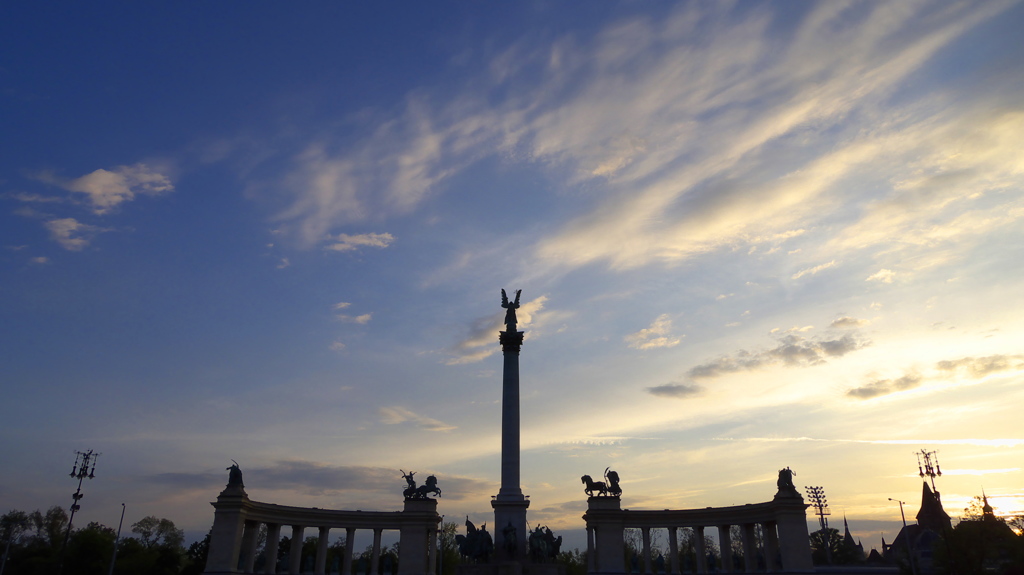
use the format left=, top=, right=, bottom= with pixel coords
left=325, top=232, right=394, bottom=252
left=378, top=406, right=456, bottom=432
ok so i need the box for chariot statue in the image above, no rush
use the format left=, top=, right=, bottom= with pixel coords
left=401, top=470, right=442, bottom=499
left=582, top=468, right=621, bottom=497
left=774, top=467, right=800, bottom=499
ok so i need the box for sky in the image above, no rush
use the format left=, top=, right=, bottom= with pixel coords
left=2, top=0, right=1024, bottom=552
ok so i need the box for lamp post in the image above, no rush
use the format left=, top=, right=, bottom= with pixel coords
left=889, top=498, right=916, bottom=575
left=106, top=503, right=125, bottom=575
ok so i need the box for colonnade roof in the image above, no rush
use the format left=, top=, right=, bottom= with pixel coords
left=212, top=497, right=440, bottom=530
left=584, top=498, right=809, bottom=528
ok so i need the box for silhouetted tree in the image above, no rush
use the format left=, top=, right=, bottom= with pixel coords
left=809, top=528, right=844, bottom=565
left=556, top=548, right=587, bottom=575
left=181, top=531, right=210, bottom=575
left=437, top=521, right=460, bottom=575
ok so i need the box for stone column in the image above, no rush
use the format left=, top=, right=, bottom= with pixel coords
left=642, top=528, right=652, bottom=575
left=289, top=526, right=304, bottom=575
left=205, top=485, right=249, bottom=574
left=343, top=528, right=356, bottom=575
left=587, top=527, right=596, bottom=573
left=741, top=524, right=756, bottom=574
left=492, top=327, right=530, bottom=558
left=668, top=527, right=679, bottom=575
left=427, top=527, right=437, bottom=575
left=371, top=529, right=383, bottom=575
left=693, top=527, right=707, bottom=575
left=762, top=523, right=779, bottom=573
left=241, top=520, right=260, bottom=573
left=315, top=526, right=330, bottom=575
left=717, top=526, right=732, bottom=573
left=264, top=524, right=281, bottom=574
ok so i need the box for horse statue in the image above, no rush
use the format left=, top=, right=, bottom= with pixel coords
left=581, top=475, right=608, bottom=497
left=414, top=475, right=442, bottom=498
left=605, top=468, right=622, bottom=496
left=528, top=523, right=552, bottom=560
left=528, top=525, right=562, bottom=562
left=456, top=518, right=493, bottom=563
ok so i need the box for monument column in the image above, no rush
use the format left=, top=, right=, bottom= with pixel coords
left=492, top=289, right=530, bottom=559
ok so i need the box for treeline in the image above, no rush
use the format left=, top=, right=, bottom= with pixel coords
left=0, top=507, right=208, bottom=575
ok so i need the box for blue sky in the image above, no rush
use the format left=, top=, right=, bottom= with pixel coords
left=3, top=0, right=1024, bottom=550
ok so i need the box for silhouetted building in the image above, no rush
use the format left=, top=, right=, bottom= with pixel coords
left=841, top=516, right=866, bottom=562
left=886, top=482, right=951, bottom=572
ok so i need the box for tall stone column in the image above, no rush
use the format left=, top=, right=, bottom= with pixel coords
left=492, top=290, right=530, bottom=559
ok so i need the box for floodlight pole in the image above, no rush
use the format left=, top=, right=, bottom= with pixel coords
left=916, top=450, right=942, bottom=495
left=889, top=498, right=916, bottom=575
left=59, top=449, right=98, bottom=574
left=805, top=486, right=831, bottom=565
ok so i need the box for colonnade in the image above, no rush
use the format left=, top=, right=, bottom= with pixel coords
left=204, top=484, right=440, bottom=575
left=583, top=496, right=813, bottom=575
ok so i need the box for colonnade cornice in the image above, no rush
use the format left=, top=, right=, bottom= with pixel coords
left=584, top=498, right=809, bottom=528
left=212, top=497, right=440, bottom=530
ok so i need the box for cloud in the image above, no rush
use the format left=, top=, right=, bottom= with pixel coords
left=332, top=302, right=372, bottom=324
left=30, top=256, right=49, bottom=264
left=324, top=232, right=395, bottom=252
left=44, top=218, right=109, bottom=251
left=845, top=354, right=1024, bottom=400
left=625, top=314, right=682, bottom=350
left=378, top=406, right=456, bottom=432
left=6, top=192, right=64, bottom=204
left=527, top=2, right=1016, bottom=272
left=936, top=354, right=1024, bottom=379
left=276, top=257, right=290, bottom=269
left=337, top=313, right=372, bottom=324
left=791, top=260, right=837, bottom=280
left=687, top=332, right=868, bottom=379
left=329, top=341, right=346, bottom=352
left=830, top=316, right=870, bottom=328
left=446, top=296, right=548, bottom=364
left=37, top=163, right=173, bottom=214
left=646, top=383, right=704, bottom=399
left=846, top=373, right=923, bottom=399
left=146, top=461, right=489, bottom=500
left=866, top=269, right=895, bottom=283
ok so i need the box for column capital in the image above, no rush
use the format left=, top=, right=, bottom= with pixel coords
left=499, top=330, right=525, bottom=353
